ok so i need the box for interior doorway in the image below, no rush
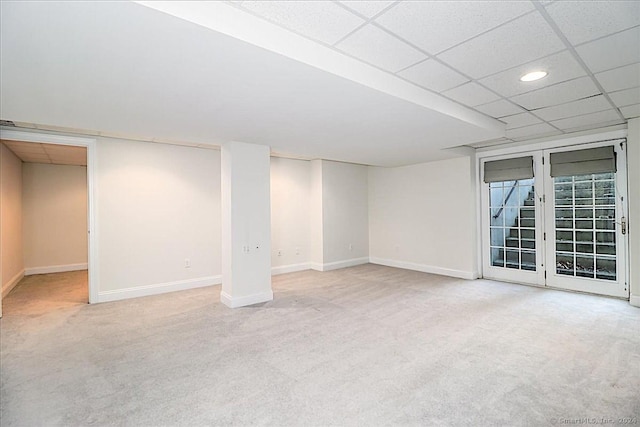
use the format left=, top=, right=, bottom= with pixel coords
left=480, top=139, right=629, bottom=298
left=0, top=129, right=97, bottom=317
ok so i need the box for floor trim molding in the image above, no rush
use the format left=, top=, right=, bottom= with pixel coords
left=630, top=294, right=640, bottom=308
left=2, top=269, right=25, bottom=298
left=98, top=275, right=221, bottom=303
left=369, top=257, right=477, bottom=280
left=310, top=257, right=369, bottom=272
left=220, top=290, right=273, bottom=308
left=272, top=263, right=311, bottom=275
left=25, top=263, right=88, bottom=276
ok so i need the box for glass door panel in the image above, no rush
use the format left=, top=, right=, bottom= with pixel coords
left=481, top=153, right=544, bottom=286
left=482, top=141, right=628, bottom=298
left=543, top=144, right=628, bottom=298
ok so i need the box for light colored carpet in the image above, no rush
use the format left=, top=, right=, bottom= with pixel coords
left=1, top=265, right=638, bottom=426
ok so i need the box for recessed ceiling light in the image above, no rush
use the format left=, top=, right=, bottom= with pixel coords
left=520, top=71, right=548, bottom=82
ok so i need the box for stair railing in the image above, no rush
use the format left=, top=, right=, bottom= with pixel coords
left=493, top=180, right=519, bottom=220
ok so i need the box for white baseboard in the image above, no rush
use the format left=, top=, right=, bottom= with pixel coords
left=310, top=257, right=369, bottom=272
left=97, top=275, right=221, bottom=303
left=630, top=294, right=640, bottom=308
left=271, top=262, right=311, bottom=275
left=220, top=290, right=273, bottom=308
left=309, top=262, right=323, bottom=271
left=25, top=263, right=88, bottom=276
left=2, top=269, right=25, bottom=298
left=369, top=257, right=477, bottom=280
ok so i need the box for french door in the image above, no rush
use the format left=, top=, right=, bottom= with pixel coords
left=481, top=140, right=629, bottom=298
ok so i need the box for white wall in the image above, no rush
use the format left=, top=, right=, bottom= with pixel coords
left=96, top=137, right=221, bottom=300
left=271, top=157, right=310, bottom=273
left=627, top=118, right=640, bottom=306
left=368, top=156, right=477, bottom=279
left=322, top=160, right=369, bottom=265
left=22, top=163, right=87, bottom=272
left=0, top=143, right=24, bottom=299
left=309, top=159, right=323, bottom=267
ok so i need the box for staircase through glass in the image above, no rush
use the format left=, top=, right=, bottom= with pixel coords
left=490, top=179, right=536, bottom=271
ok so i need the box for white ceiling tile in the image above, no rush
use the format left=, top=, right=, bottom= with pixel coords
left=620, top=104, right=640, bottom=119
left=339, top=1, right=394, bottom=19
left=510, top=77, right=600, bottom=110
left=45, top=146, right=86, bottom=155
left=335, top=24, right=426, bottom=72
left=442, top=82, right=500, bottom=107
left=375, top=1, right=533, bottom=55
left=546, top=1, right=640, bottom=45
left=437, top=13, right=566, bottom=79
left=595, top=63, right=640, bottom=92
left=20, top=153, right=51, bottom=163
left=499, top=112, right=543, bottom=130
left=398, top=59, right=469, bottom=92
left=609, top=87, right=640, bottom=108
left=239, top=1, right=364, bottom=45
left=475, top=99, right=525, bottom=118
left=3, top=141, right=45, bottom=154
left=479, top=50, right=586, bottom=98
left=532, top=95, right=612, bottom=121
left=576, top=26, right=640, bottom=73
left=549, top=109, right=622, bottom=131
left=505, top=122, right=558, bottom=140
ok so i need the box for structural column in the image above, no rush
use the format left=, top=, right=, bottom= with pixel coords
left=221, top=141, right=272, bottom=308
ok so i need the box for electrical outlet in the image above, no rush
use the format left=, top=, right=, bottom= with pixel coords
left=348, top=244, right=353, bottom=251
left=295, top=247, right=300, bottom=255
left=277, top=249, right=282, bottom=256
left=185, top=258, right=191, bottom=268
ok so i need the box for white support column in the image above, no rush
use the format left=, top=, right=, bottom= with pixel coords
left=221, top=141, right=272, bottom=308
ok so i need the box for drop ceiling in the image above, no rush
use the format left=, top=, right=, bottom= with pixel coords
left=1, top=140, right=87, bottom=166
left=1, top=1, right=638, bottom=166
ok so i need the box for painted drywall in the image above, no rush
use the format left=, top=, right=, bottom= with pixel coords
left=1, top=143, right=24, bottom=298
left=96, top=137, right=221, bottom=297
left=309, top=160, right=323, bottom=267
left=321, top=160, right=369, bottom=265
left=627, top=118, right=640, bottom=306
left=368, top=156, right=477, bottom=278
left=22, top=163, right=87, bottom=272
left=271, top=157, right=310, bottom=272
left=221, top=141, right=272, bottom=307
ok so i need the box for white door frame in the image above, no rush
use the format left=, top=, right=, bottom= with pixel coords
left=480, top=150, right=545, bottom=287
left=0, top=129, right=99, bottom=304
left=475, top=128, right=630, bottom=300
left=542, top=139, right=629, bottom=298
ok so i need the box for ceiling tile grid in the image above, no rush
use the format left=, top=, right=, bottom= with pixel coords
left=2, top=140, right=87, bottom=166
left=230, top=0, right=640, bottom=142
left=373, top=1, right=534, bottom=55
left=338, top=1, right=394, bottom=19
left=441, top=82, right=500, bottom=107
left=398, top=59, right=469, bottom=93
left=499, top=112, right=543, bottom=130
left=29, top=1, right=634, bottom=150
left=334, top=24, right=426, bottom=73
left=545, top=1, right=640, bottom=45
left=475, top=99, right=525, bottom=118
left=436, top=12, right=567, bottom=79
left=509, top=76, right=600, bottom=111
left=237, top=1, right=365, bottom=45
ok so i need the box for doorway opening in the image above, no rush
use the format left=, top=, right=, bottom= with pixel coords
left=0, top=130, right=97, bottom=317
left=480, top=139, right=629, bottom=298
